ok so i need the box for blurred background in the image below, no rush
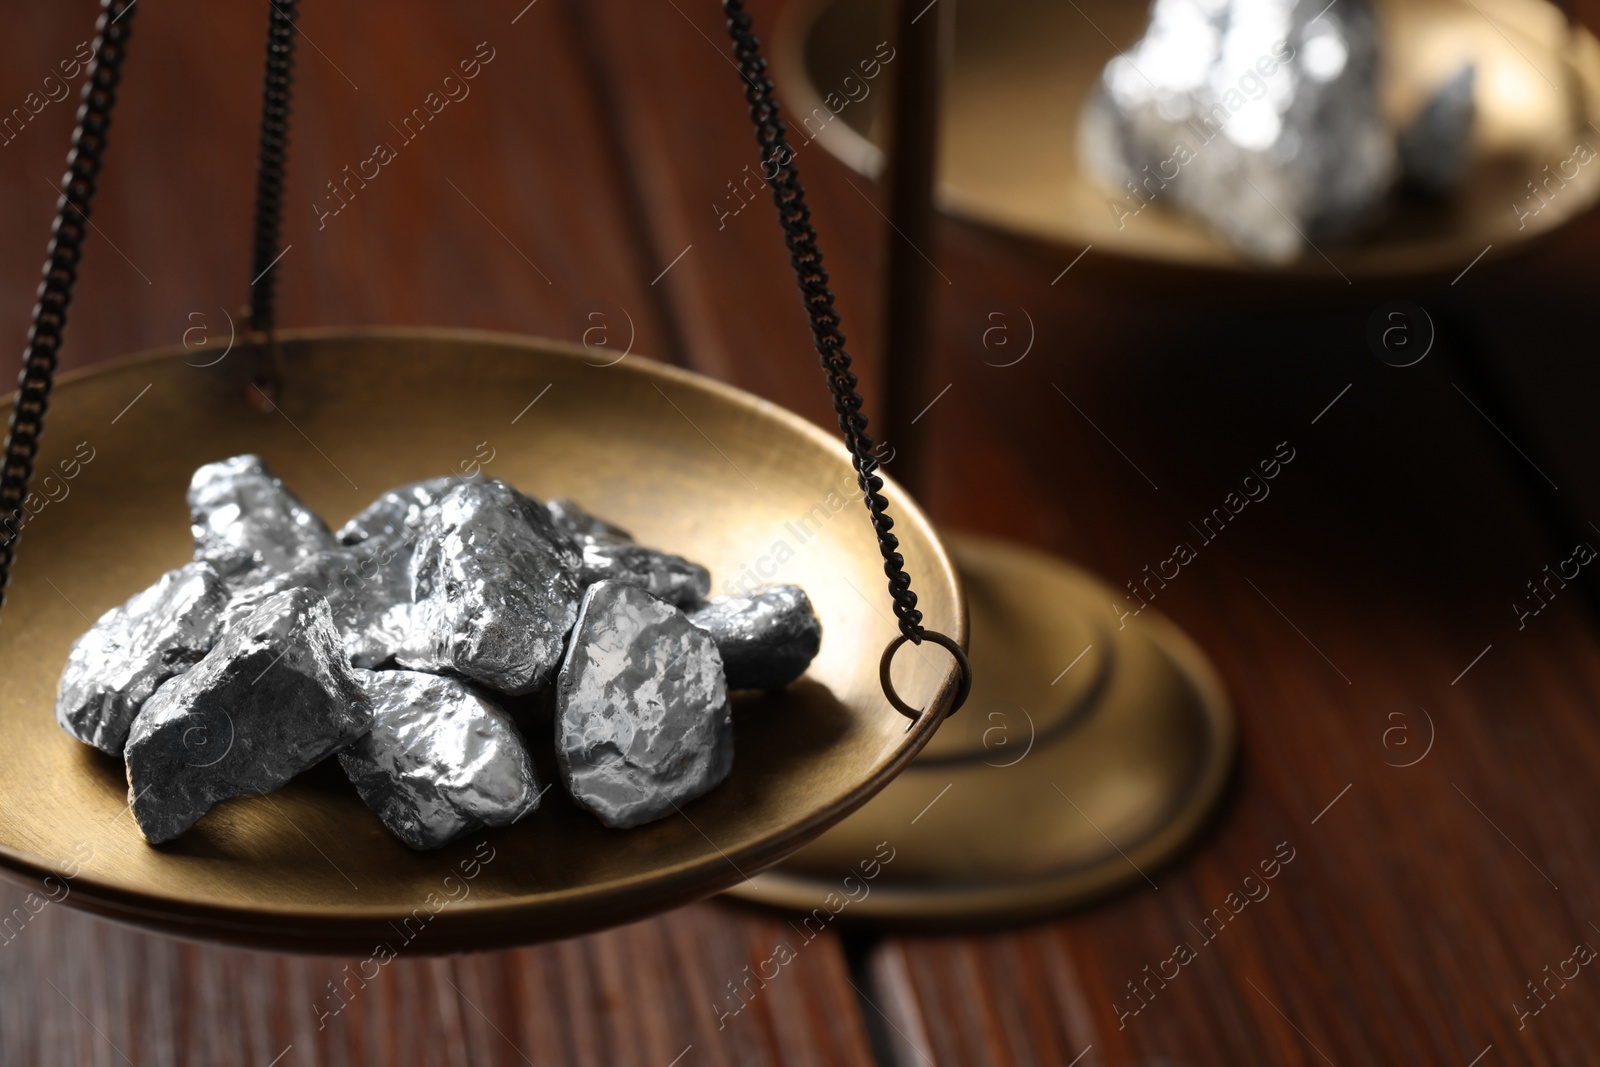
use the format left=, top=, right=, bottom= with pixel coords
left=5, top=0, right=1600, bottom=1063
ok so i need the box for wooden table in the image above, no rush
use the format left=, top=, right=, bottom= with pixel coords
left=4, top=1, right=1600, bottom=1063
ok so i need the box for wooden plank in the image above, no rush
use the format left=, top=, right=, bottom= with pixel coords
left=0, top=3, right=877, bottom=1065
left=0, top=0, right=680, bottom=372
left=855, top=192, right=1600, bottom=1066
left=576, top=0, right=895, bottom=431
left=588, top=0, right=1600, bottom=1063
left=0, top=884, right=874, bottom=1066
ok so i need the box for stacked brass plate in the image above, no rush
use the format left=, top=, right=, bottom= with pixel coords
left=727, top=0, right=1597, bottom=927
left=776, top=0, right=1600, bottom=276
left=731, top=533, right=1233, bottom=925
left=0, top=329, right=966, bottom=953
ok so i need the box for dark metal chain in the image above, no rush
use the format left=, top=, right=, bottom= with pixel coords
left=721, top=0, right=925, bottom=645
left=0, top=0, right=137, bottom=615
left=249, top=0, right=299, bottom=335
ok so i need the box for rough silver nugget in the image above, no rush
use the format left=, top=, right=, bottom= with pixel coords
left=1079, top=0, right=1395, bottom=262
left=189, top=454, right=337, bottom=584
left=55, top=561, right=229, bottom=755
left=578, top=542, right=710, bottom=610
left=339, top=669, right=542, bottom=849
left=124, top=588, right=371, bottom=843
left=331, top=479, right=480, bottom=666
left=401, top=479, right=581, bottom=694
left=217, top=547, right=416, bottom=668
left=556, top=580, right=732, bottom=828
left=547, top=497, right=710, bottom=609
left=337, top=475, right=471, bottom=550
left=688, top=585, right=821, bottom=690
left=546, top=498, right=631, bottom=543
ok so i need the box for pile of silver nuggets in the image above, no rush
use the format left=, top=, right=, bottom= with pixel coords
left=55, top=456, right=821, bottom=849
left=1081, top=0, right=1477, bottom=262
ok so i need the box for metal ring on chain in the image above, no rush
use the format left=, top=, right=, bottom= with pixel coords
left=0, top=0, right=136, bottom=617
left=880, top=630, right=972, bottom=721
left=722, top=0, right=971, bottom=716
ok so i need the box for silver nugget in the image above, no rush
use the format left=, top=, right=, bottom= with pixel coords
left=55, top=562, right=230, bottom=756
left=327, top=478, right=485, bottom=665
left=339, top=669, right=543, bottom=849
left=556, top=580, right=733, bottom=829
left=401, top=479, right=581, bottom=694
left=124, top=588, right=371, bottom=844
left=337, top=475, right=472, bottom=550
left=688, top=585, right=821, bottom=690
left=546, top=498, right=632, bottom=543
left=217, top=547, right=415, bottom=668
left=547, top=497, right=710, bottom=609
left=579, top=542, right=710, bottom=610
left=189, top=455, right=338, bottom=584
left=1080, top=0, right=1397, bottom=262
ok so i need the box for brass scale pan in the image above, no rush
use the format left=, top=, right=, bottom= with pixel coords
left=777, top=0, right=1600, bottom=277
left=0, top=330, right=965, bottom=953
left=0, top=3, right=966, bottom=954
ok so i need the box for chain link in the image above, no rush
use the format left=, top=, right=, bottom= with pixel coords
left=248, top=0, right=298, bottom=335
left=0, top=0, right=965, bottom=720
left=721, top=0, right=926, bottom=645
left=0, top=0, right=137, bottom=616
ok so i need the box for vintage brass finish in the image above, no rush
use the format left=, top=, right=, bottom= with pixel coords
left=778, top=0, right=1600, bottom=277
left=0, top=329, right=965, bottom=953
left=733, top=533, right=1234, bottom=925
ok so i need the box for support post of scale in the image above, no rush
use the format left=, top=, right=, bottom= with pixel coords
left=879, top=0, right=950, bottom=500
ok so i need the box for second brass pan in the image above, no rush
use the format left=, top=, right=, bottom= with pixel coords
left=777, top=0, right=1600, bottom=277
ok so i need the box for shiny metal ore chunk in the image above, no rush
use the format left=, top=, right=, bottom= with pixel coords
left=546, top=498, right=632, bottom=543
left=124, top=588, right=371, bottom=843
left=189, top=454, right=338, bottom=584
left=334, top=477, right=490, bottom=669
left=688, top=585, right=821, bottom=690
left=579, top=542, right=710, bottom=610
left=339, top=669, right=542, bottom=849
left=55, top=562, right=230, bottom=756
left=1080, top=0, right=1397, bottom=262
left=329, top=544, right=419, bottom=668
left=547, top=497, right=710, bottom=609
left=400, top=479, right=581, bottom=694
left=336, top=475, right=471, bottom=550
left=556, top=581, right=733, bottom=829
left=355, top=601, right=425, bottom=671
left=217, top=547, right=415, bottom=668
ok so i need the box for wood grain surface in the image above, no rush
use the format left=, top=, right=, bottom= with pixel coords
left=4, top=0, right=1600, bottom=1064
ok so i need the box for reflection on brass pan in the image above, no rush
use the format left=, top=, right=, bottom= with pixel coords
left=729, top=533, right=1235, bottom=925
left=0, top=329, right=965, bottom=954
left=776, top=0, right=1600, bottom=277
